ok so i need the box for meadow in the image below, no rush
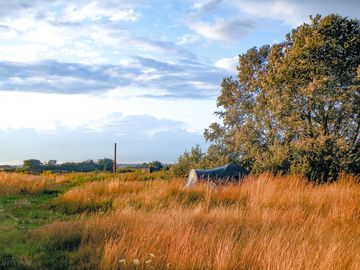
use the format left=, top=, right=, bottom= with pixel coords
left=0, top=171, right=359, bottom=270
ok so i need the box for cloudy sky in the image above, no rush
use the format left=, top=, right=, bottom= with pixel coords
left=0, top=0, right=358, bottom=164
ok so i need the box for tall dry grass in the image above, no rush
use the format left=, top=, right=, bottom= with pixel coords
left=0, top=172, right=67, bottom=195
left=42, top=173, right=360, bottom=270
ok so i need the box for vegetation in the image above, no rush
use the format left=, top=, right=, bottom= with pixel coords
left=19, top=159, right=113, bottom=174
left=173, top=14, right=360, bottom=181
left=0, top=173, right=72, bottom=270
left=0, top=171, right=359, bottom=269
left=143, top=161, right=164, bottom=170
left=96, top=158, right=114, bottom=172
left=22, top=160, right=43, bottom=174
left=15, top=159, right=167, bottom=174
left=171, top=145, right=207, bottom=176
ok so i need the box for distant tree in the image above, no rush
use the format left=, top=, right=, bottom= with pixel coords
left=43, top=160, right=57, bottom=171
left=97, top=158, right=113, bottom=172
left=59, top=160, right=99, bottom=172
left=148, top=161, right=163, bottom=170
left=45, top=160, right=57, bottom=167
left=23, top=159, right=43, bottom=173
left=204, top=14, right=360, bottom=181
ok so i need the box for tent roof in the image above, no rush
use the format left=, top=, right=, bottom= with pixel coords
left=195, top=163, right=247, bottom=179
left=185, top=163, right=248, bottom=188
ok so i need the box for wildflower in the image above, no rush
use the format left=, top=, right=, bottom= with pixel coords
left=133, top=259, right=140, bottom=265
left=149, top=253, right=156, bottom=258
left=146, top=259, right=152, bottom=264
left=119, top=259, right=126, bottom=264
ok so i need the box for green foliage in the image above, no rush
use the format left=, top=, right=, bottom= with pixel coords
left=44, top=160, right=57, bottom=171
left=0, top=252, right=28, bottom=270
left=147, top=160, right=163, bottom=170
left=59, top=160, right=99, bottom=172
left=23, top=160, right=43, bottom=173
left=97, top=158, right=113, bottom=172
left=171, top=145, right=206, bottom=177
left=204, top=14, right=360, bottom=181
left=116, top=167, right=135, bottom=173
left=20, top=159, right=116, bottom=173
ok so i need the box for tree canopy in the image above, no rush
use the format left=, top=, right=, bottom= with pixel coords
left=97, top=158, right=113, bottom=172
left=204, top=14, right=360, bottom=181
left=23, top=159, right=43, bottom=173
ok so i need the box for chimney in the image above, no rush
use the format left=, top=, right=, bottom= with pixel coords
left=113, top=143, right=117, bottom=173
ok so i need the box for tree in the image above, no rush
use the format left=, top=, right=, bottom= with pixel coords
left=148, top=161, right=163, bottom=170
left=23, top=159, right=43, bottom=173
left=59, top=160, right=99, bottom=172
left=205, top=14, right=360, bottom=181
left=97, top=158, right=113, bottom=172
left=44, top=160, right=57, bottom=170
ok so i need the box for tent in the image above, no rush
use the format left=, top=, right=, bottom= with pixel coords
left=185, top=163, right=248, bottom=188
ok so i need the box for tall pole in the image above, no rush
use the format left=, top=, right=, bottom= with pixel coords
left=113, top=143, right=117, bottom=173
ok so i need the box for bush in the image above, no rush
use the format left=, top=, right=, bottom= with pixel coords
left=171, top=145, right=205, bottom=177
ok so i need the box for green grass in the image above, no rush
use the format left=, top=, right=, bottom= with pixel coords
left=0, top=187, right=73, bottom=269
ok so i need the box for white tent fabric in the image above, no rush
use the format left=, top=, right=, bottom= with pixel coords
left=185, top=169, right=199, bottom=188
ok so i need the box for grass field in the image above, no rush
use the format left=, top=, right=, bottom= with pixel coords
left=0, top=172, right=359, bottom=270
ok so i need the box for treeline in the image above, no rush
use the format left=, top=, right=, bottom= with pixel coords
left=12, top=159, right=166, bottom=174
left=17, top=158, right=114, bottom=173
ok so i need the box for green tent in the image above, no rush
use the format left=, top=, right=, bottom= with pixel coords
left=185, top=163, right=248, bottom=188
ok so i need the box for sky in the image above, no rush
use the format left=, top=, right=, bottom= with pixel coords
left=0, top=0, right=359, bottom=165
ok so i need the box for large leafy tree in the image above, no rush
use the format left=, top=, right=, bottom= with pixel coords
left=204, top=14, right=360, bottom=181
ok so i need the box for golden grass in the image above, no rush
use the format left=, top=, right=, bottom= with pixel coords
left=2, top=171, right=359, bottom=269
left=0, top=172, right=67, bottom=195
left=42, top=172, right=360, bottom=270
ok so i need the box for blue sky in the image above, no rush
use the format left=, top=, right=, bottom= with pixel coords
left=0, top=0, right=359, bottom=164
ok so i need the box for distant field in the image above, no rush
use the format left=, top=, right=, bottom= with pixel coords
left=0, top=172, right=359, bottom=270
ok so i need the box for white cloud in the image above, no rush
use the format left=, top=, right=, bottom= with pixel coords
left=7, top=75, right=105, bottom=89
left=118, top=59, right=141, bottom=68
left=126, top=37, right=195, bottom=59
left=176, top=34, right=200, bottom=45
left=63, top=2, right=139, bottom=22
left=187, top=81, right=218, bottom=91
left=0, top=44, right=47, bottom=62
left=190, top=17, right=254, bottom=45
left=192, top=0, right=223, bottom=14
left=25, top=22, right=69, bottom=47
left=215, top=56, right=238, bottom=73
left=8, top=16, right=35, bottom=32
left=0, top=25, right=17, bottom=39
left=228, top=0, right=303, bottom=26
left=0, top=1, right=140, bottom=64
left=227, top=0, right=360, bottom=26
left=0, top=89, right=217, bottom=134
